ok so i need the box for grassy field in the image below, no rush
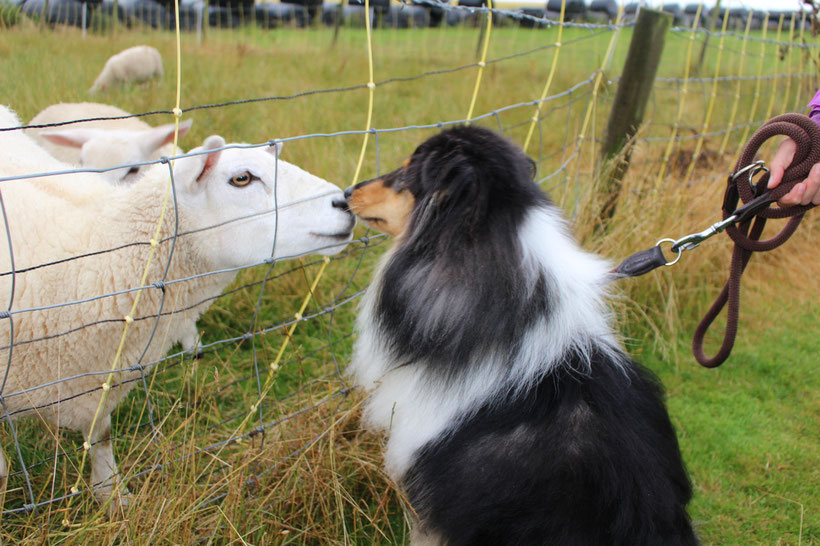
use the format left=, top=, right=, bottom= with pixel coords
left=0, top=13, right=818, bottom=544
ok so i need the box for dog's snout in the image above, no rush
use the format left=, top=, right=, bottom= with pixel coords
left=343, top=186, right=354, bottom=201
left=332, top=196, right=351, bottom=213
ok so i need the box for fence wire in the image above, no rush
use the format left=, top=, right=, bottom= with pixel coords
left=0, top=0, right=817, bottom=529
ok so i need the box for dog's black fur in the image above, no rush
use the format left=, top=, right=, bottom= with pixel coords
left=405, top=346, right=696, bottom=545
left=347, top=126, right=698, bottom=545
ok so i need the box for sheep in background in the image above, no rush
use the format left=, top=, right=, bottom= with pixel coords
left=26, top=102, right=192, bottom=184
left=0, top=105, right=354, bottom=505
left=90, top=45, right=163, bottom=93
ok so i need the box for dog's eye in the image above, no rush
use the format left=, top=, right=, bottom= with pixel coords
left=526, top=157, right=537, bottom=179
left=230, top=171, right=254, bottom=187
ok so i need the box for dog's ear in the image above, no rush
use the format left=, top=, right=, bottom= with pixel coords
left=415, top=149, right=487, bottom=231
left=424, top=151, right=476, bottom=199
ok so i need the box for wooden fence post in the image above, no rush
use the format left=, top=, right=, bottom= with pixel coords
left=332, top=0, right=345, bottom=46
left=599, top=7, right=672, bottom=220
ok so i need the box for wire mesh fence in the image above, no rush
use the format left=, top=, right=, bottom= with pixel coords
left=0, top=0, right=817, bottom=537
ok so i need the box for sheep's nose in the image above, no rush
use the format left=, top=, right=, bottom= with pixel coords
left=332, top=196, right=350, bottom=213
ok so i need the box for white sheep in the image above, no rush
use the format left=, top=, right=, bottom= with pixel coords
left=26, top=103, right=198, bottom=351
left=90, top=45, right=164, bottom=93
left=0, top=105, right=354, bottom=504
left=25, top=102, right=192, bottom=184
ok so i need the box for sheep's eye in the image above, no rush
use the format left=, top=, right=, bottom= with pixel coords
left=230, top=172, right=253, bottom=187
left=128, top=167, right=140, bottom=175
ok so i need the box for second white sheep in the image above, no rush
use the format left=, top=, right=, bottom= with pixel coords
left=26, top=102, right=192, bottom=184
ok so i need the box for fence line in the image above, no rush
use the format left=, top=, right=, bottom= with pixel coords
left=0, top=3, right=817, bottom=524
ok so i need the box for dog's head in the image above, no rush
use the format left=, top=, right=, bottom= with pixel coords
left=345, top=126, right=557, bottom=376
left=344, top=126, right=541, bottom=241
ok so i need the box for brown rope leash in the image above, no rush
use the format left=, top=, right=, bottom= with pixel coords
left=613, top=113, right=820, bottom=368
left=692, top=113, right=820, bottom=367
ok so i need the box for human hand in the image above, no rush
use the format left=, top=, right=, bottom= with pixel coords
left=767, top=137, right=820, bottom=206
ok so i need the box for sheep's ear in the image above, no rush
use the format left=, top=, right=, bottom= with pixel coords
left=141, top=119, right=194, bottom=155
left=197, top=135, right=225, bottom=181
left=178, top=118, right=194, bottom=136
left=266, top=141, right=283, bottom=157
left=173, top=135, right=225, bottom=190
left=40, top=128, right=102, bottom=148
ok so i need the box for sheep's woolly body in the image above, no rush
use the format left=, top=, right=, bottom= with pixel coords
left=0, top=105, right=354, bottom=501
left=90, top=46, right=163, bottom=93
left=0, top=122, right=214, bottom=498
left=0, top=171, right=224, bottom=428
left=0, top=127, right=224, bottom=443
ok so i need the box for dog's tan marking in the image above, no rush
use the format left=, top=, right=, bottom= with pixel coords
left=347, top=178, right=415, bottom=237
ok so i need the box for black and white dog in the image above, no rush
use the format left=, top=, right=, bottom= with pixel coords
left=344, top=126, right=697, bottom=545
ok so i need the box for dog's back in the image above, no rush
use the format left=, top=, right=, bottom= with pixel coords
left=404, top=346, right=697, bottom=545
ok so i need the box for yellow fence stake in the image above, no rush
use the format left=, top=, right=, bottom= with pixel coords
left=466, top=0, right=494, bottom=123
left=522, top=0, right=567, bottom=154
left=763, top=14, right=786, bottom=122
left=225, top=0, right=379, bottom=454
left=567, top=9, right=623, bottom=205
left=792, top=11, right=809, bottom=112
left=734, top=12, right=770, bottom=158
left=683, top=5, right=730, bottom=184
left=718, top=11, right=754, bottom=156
left=195, top=0, right=379, bottom=482
left=351, top=0, right=376, bottom=185
left=231, top=257, right=330, bottom=440
left=63, top=0, right=187, bottom=524
left=655, top=3, right=703, bottom=186
left=781, top=13, right=797, bottom=118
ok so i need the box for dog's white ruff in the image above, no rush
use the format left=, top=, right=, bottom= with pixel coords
left=348, top=205, right=622, bottom=479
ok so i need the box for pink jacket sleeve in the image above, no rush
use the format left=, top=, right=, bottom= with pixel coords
left=808, top=89, right=820, bottom=125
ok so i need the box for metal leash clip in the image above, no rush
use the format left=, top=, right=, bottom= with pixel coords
left=668, top=215, right=739, bottom=252
left=667, top=160, right=770, bottom=253
left=615, top=160, right=777, bottom=278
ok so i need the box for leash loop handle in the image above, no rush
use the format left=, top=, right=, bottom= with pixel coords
left=693, top=113, right=820, bottom=368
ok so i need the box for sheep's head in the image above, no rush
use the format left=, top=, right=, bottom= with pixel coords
left=173, top=135, right=355, bottom=270
left=40, top=119, right=193, bottom=184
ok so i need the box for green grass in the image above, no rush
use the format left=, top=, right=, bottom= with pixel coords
left=645, top=298, right=819, bottom=544
left=0, top=15, right=818, bottom=544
